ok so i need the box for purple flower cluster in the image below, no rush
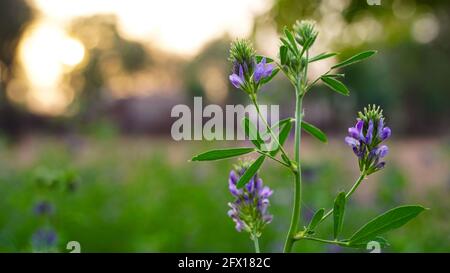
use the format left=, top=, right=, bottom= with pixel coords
left=229, top=57, right=274, bottom=90
left=32, top=228, right=57, bottom=251
left=227, top=166, right=273, bottom=235
left=345, top=106, right=392, bottom=174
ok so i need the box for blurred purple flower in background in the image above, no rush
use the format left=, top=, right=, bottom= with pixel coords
left=32, top=228, right=57, bottom=251
left=33, top=201, right=54, bottom=216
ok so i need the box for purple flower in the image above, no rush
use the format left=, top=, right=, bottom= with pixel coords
left=228, top=170, right=242, bottom=196
left=33, top=201, right=54, bottom=216
left=348, top=120, right=364, bottom=144
left=378, top=118, right=384, bottom=132
left=228, top=56, right=274, bottom=92
left=345, top=136, right=359, bottom=148
left=377, top=145, right=389, bottom=158
left=32, top=228, right=57, bottom=250
left=229, top=64, right=245, bottom=88
left=375, top=162, right=386, bottom=170
left=253, top=58, right=274, bottom=83
left=365, top=120, right=374, bottom=144
left=348, top=128, right=359, bottom=140
left=379, top=127, right=391, bottom=141
left=376, top=118, right=392, bottom=141
left=227, top=166, right=273, bottom=235
left=344, top=105, right=392, bottom=174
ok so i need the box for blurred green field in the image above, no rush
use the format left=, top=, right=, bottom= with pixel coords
left=0, top=136, right=449, bottom=252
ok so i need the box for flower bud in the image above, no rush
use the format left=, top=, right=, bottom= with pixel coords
left=229, top=39, right=256, bottom=76
left=293, top=20, right=318, bottom=48
left=228, top=39, right=275, bottom=93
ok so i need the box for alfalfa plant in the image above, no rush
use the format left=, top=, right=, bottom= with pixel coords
left=191, top=20, right=425, bottom=253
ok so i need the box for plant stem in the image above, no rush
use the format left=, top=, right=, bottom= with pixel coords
left=252, top=235, right=260, bottom=253
left=318, top=172, right=367, bottom=225
left=250, top=96, right=292, bottom=165
left=297, top=236, right=349, bottom=247
left=256, top=150, right=291, bottom=169
left=283, top=50, right=309, bottom=253
left=283, top=91, right=304, bottom=253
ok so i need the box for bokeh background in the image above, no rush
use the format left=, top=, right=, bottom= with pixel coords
left=0, top=0, right=449, bottom=252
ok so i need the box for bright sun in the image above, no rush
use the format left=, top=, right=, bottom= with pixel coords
left=18, top=21, right=85, bottom=115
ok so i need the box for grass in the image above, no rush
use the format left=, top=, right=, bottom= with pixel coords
left=0, top=135, right=448, bottom=252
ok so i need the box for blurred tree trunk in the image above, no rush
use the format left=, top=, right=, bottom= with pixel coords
left=0, top=0, right=32, bottom=137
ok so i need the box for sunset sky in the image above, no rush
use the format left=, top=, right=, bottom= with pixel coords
left=32, top=0, right=271, bottom=55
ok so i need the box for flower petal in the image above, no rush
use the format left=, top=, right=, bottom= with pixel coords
left=348, top=127, right=360, bottom=139
left=345, top=136, right=359, bottom=147
left=365, top=120, right=374, bottom=144
left=377, top=145, right=389, bottom=158
left=380, top=127, right=391, bottom=141
left=229, top=74, right=243, bottom=88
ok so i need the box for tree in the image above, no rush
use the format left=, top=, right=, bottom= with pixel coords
left=0, top=0, right=33, bottom=136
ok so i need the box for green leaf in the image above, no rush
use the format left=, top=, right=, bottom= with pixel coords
left=309, top=52, right=337, bottom=63
left=303, top=36, right=316, bottom=50
left=307, top=208, right=325, bottom=231
left=279, top=37, right=290, bottom=47
left=191, top=147, right=255, bottom=161
left=236, top=155, right=266, bottom=188
left=281, top=153, right=290, bottom=164
left=333, top=192, right=347, bottom=239
left=301, top=121, right=327, bottom=143
left=260, top=68, right=280, bottom=84
left=321, top=76, right=349, bottom=96
left=270, top=117, right=293, bottom=130
left=283, top=27, right=299, bottom=55
left=326, top=73, right=345, bottom=79
left=269, top=117, right=293, bottom=156
left=280, top=45, right=288, bottom=65
left=242, top=117, right=262, bottom=149
left=349, top=205, right=426, bottom=245
left=332, top=50, right=377, bottom=69
left=280, top=37, right=297, bottom=57
left=345, top=236, right=390, bottom=249
left=256, top=55, right=274, bottom=63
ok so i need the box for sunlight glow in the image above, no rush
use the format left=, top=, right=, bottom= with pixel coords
left=18, top=21, right=85, bottom=115
left=412, top=14, right=439, bottom=44
left=32, top=0, right=270, bottom=56
left=17, top=0, right=269, bottom=115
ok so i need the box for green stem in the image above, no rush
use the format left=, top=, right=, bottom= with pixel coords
left=318, top=172, right=367, bottom=225
left=252, top=235, right=260, bottom=253
left=251, top=96, right=292, bottom=165
left=256, top=150, right=292, bottom=169
left=283, top=92, right=303, bottom=253
left=283, top=50, right=309, bottom=253
left=297, top=236, right=349, bottom=247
